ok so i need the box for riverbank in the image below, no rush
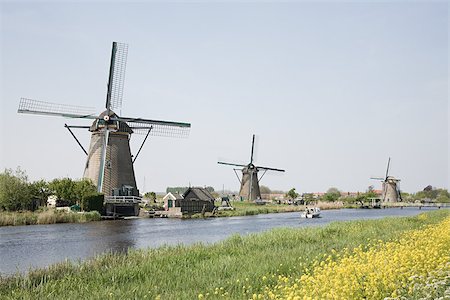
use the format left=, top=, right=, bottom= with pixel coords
left=1, top=209, right=448, bottom=299
left=186, top=200, right=348, bottom=218
left=0, top=201, right=341, bottom=225
left=0, top=209, right=101, bottom=226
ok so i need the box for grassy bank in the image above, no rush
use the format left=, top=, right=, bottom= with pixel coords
left=188, top=201, right=346, bottom=218
left=0, top=209, right=101, bottom=226
left=262, top=213, right=450, bottom=299
left=0, top=210, right=448, bottom=299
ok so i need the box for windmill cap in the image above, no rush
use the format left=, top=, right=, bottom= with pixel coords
left=89, top=110, right=133, bottom=134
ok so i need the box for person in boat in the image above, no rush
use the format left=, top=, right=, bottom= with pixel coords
left=305, top=207, right=309, bottom=214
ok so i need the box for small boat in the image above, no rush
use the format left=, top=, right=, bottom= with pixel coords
left=301, top=207, right=321, bottom=218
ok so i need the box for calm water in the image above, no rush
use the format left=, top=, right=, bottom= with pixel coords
left=0, top=207, right=442, bottom=275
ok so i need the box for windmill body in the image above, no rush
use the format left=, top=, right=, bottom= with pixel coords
left=371, top=158, right=402, bottom=203
left=218, top=135, right=284, bottom=201
left=18, top=42, right=190, bottom=203
left=239, top=165, right=262, bottom=200
left=382, top=176, right=401, bottom=202
left=83, top=110, right=138, bottom=196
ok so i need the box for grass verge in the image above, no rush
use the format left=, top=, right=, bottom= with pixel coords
left=187, top=201, right=347, bottom=218
left=0, top=209, right=448, bottom=299
left=0, top=210, right=101, bottom=226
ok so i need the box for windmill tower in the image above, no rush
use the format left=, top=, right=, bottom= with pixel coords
left=18, top=42, right=191, bottom=198
left=218, top=134, right=285, bottom=201
left=371, top=157, right=402, bottom=202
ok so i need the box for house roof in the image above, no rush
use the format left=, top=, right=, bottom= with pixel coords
left=163, top=192, right=183, bottom=201
left=182, top=187, right=215, bottom=202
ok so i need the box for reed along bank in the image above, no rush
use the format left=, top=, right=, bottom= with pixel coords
left=0, top=209, right=448, bottom=299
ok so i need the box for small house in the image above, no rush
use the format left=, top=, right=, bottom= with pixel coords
left=163, top=192, right=184, bottom=211
left=166, top=187, right=216, bottom=214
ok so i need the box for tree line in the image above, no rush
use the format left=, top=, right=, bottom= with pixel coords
left=166, top=186, right=215, bottom=194
left=284, top=186, right=450, bottom=204
left=0, top=168, right=99, bottom=211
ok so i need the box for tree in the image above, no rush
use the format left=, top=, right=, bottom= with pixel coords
left=166, top=187, right=189, bottom=194
left=49, top=178, right=76, bottom=204
left=302, top=193, right=315, bottom=205
left=0, top=168, right=33, bottom=211
left=365, top=188, right=377, bottom=199
left=414, top=186, right=441, bottom=201
left=260, top=185, right=271, bottom=194
left=436, top=189, right=450, bottom=203
left=144, top=192, right=157, bottom=202
left=323, top=187, right=341, bottom=202
left=73, top=178, right=97, bottom=202
left=285, top=188, right=299, bottom=201
left=80, top=193, right=104, bottom=212
left=29, top=179, right=51, bottom=207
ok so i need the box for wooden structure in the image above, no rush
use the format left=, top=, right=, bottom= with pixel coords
left=104, top=196, right=141, bottom=217
left=18, top=41, right=190, bottom=200
left=163, top=192, right=184, bottom=210
left=167, top=187, right=216, bottom=214
left=371, top=157, right=402, bottom=202
left=218, top=134, right=285, bottom=201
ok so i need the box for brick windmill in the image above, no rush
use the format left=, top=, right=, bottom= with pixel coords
left=218, top=134, right=285, bottom=201
left=18, top=42, right=191, bottom=197
left=371, top=157, right=402, bottom=202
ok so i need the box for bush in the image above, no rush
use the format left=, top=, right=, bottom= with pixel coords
left=80, top=193, right=104, bottom=213
left=0, top=168, right=33, bottom=211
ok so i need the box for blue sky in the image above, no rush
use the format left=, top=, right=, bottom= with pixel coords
left=0, top=1, right=448, bottom=193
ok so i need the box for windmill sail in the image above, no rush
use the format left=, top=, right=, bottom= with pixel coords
left=97, top=128, right=110, bottom=193
left=19, top=41, right=191, bottom=212
left=218, top=162, right=247, bottom=168
left=255, top=165, right=285, bottom=172
left=18, top=98, right=97, bottom=119
left=106, top=42, right=128, bottom=113
left=370, top=157, right=401, bottom=203
left=250, top=134, right=255, bottom=164
left=218, top=134, right=284, bottom=201
left=116, top=116, right=191, bottom=138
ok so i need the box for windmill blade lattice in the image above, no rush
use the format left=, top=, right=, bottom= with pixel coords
left=106, top=42, right=128, bottom=112
left=385, top=157, right=391, bottom=180
left=218, top=161, right=247, bottom=168
left=97, top=129, right=110, bottom=193
left=128, top=121, right=190, bottom=138
left=18, top=98, right=97, bottom=119
left=255, top=165, right=285, bottom=172
left=250, top=134, right=255, bottom=164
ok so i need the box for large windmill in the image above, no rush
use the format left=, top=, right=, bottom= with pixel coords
left=18, top=42, right=191, bottom=197
left=370, top=157, right=402, bottom=202
left=218, top=135, right=285, bottom=201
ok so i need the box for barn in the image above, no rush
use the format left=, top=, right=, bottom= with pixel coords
left=166, top=187, right=216, bottom=214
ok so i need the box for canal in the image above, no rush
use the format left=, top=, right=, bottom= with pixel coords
left=0, top=207, right=441, bottom=275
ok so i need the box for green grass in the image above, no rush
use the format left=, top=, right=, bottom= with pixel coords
left=0, top=210, right=448, bottom=299
left=0, top=210, right=101, bottom=226
left=187, top=201, right=347, bottom=218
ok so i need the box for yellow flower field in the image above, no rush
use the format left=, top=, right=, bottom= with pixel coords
left=258, top=215, right=450, bottom=300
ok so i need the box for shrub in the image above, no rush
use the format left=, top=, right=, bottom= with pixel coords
left=80, top=193, right=104, bottom=213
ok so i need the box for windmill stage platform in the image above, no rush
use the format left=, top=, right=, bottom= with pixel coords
left=104, top=196, right=141, bottom=217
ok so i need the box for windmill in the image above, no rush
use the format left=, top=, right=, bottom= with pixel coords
left=18, top=42, right=191, bottom=197
left=218, top=134, right=285, bottom=201
left=370, top=157, right=402, bottom=202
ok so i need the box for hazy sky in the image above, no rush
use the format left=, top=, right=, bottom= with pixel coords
left=0, top=1, right=448, bottom=194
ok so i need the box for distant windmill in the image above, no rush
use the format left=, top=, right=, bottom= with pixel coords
left=18, top=42, right=191, bottom=197
left=370, top=157, right=402, bottom=202
left=218, top=134, right=285, bottom=201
